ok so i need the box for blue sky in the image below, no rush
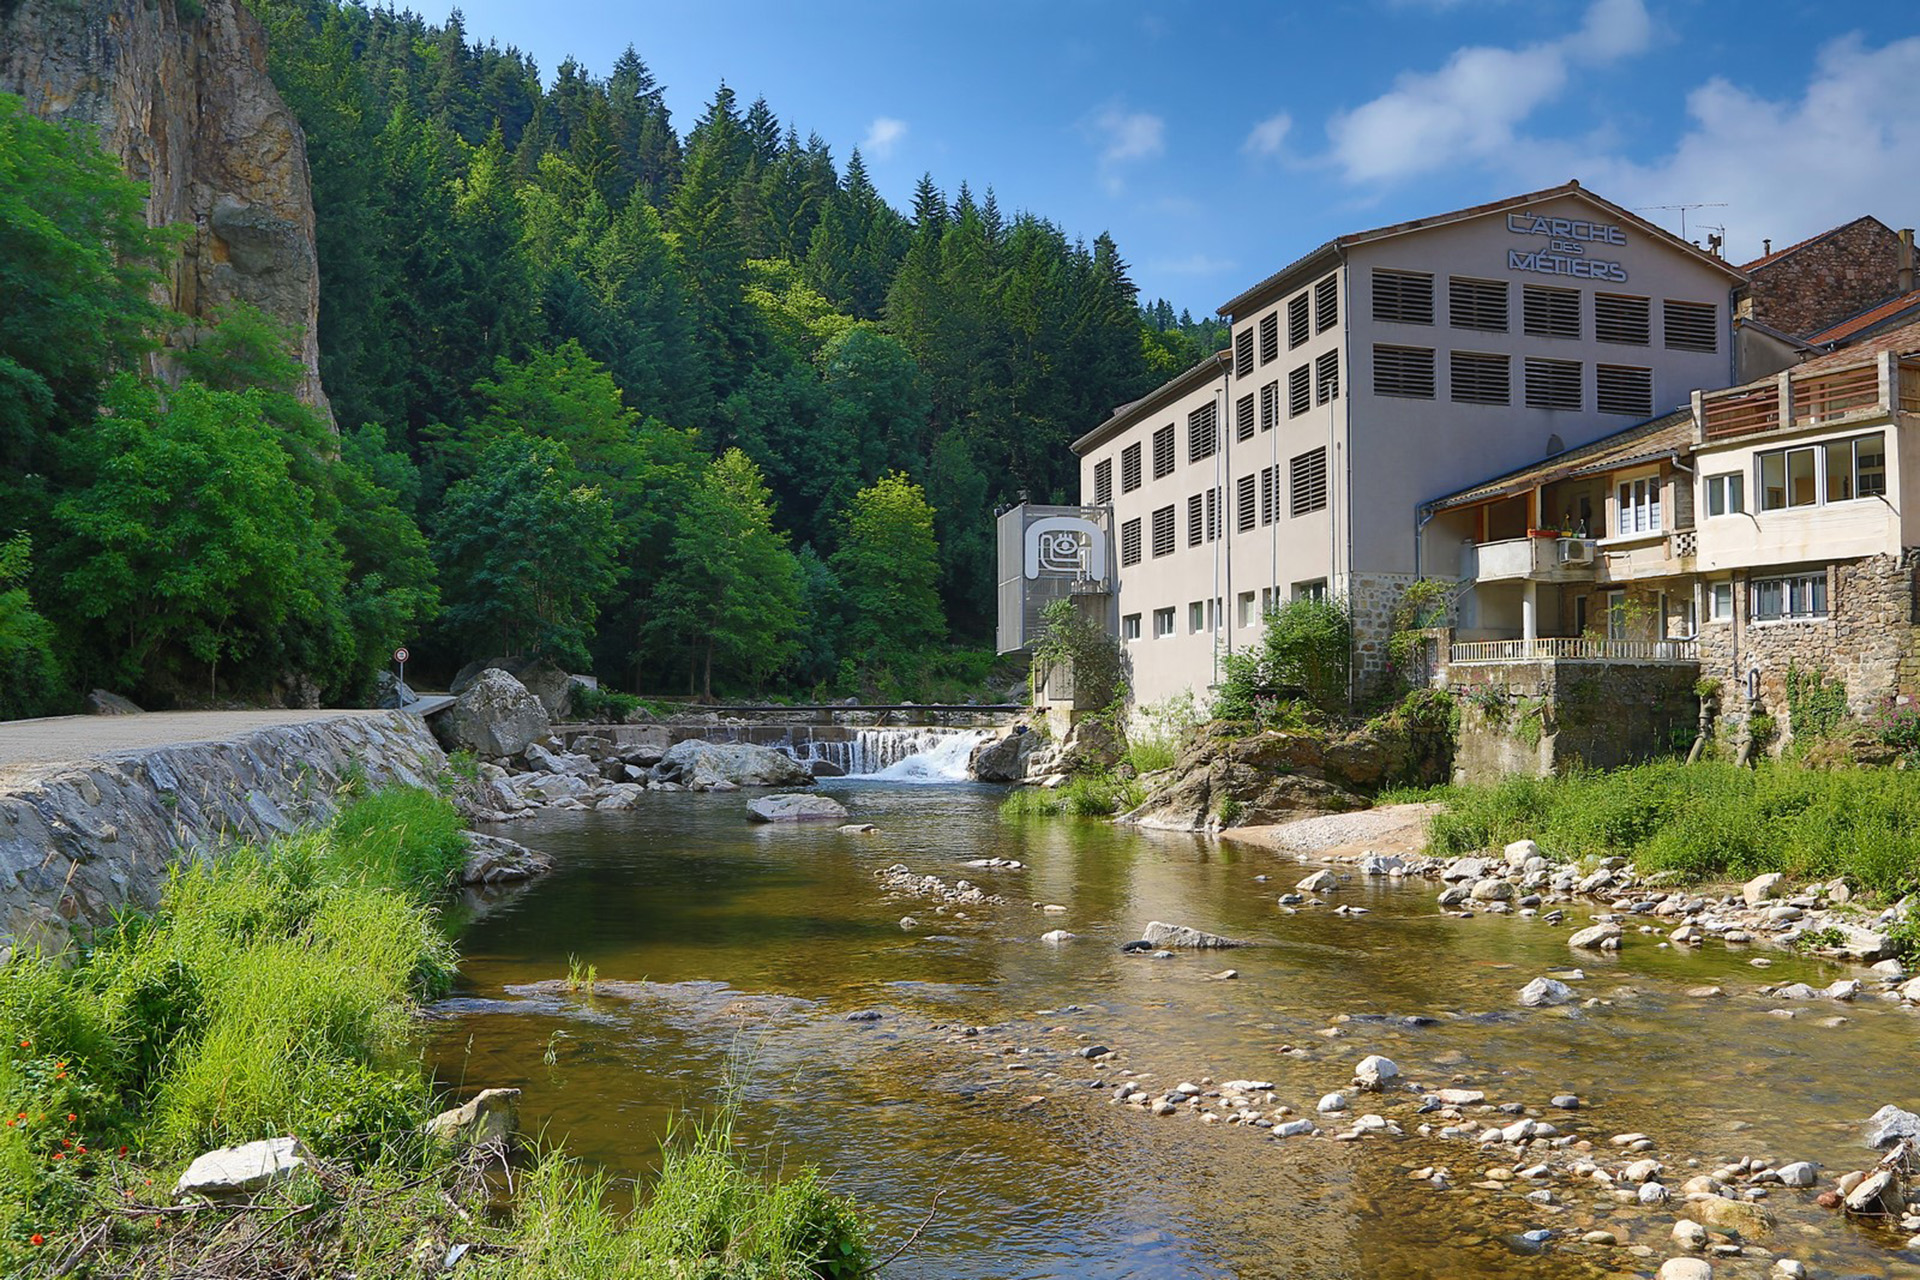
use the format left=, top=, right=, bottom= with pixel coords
left=447, top=0, right=1920, bottom=315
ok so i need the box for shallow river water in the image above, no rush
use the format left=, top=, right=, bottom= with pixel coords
left=427, top=781, right=1920, bottom=1279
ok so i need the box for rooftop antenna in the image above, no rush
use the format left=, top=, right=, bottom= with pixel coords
left=1639, top=202, right=1728, bottom=242
left=1700, top=224, right=1727, bottom=259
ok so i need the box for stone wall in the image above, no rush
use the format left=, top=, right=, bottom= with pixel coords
left=1697, top=552, right=1920, bottom=746
left=1348, top=571, right=1425, bottom=690
left=1743, top=218, right=1904, bottom=340
left=0, top=713, right=446, bottom=959
left=1448, top=661, right=1700, bottom=784
left=0, top=0, right=329, bottom=414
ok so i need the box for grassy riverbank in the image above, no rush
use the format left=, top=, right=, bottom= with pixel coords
left=1423, top=760, right=1920, bottom=899
left=0, top=786, right=868, bottom=1276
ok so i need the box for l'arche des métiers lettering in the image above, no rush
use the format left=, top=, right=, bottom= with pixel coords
left=1506, top=211, right=1630, bottom=282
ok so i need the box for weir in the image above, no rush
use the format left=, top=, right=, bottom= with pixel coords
left=554, top=721, right=997, bottom=780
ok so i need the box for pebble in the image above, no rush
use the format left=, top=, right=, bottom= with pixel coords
left=1551, top=1094, right=1581, bottom=1109
left=1671, top=1219, right=1708, bottom=1250
left=1317, top=1092, right=1349, bottom=1114
left=1582, top=1230, right=1618, bottom=1245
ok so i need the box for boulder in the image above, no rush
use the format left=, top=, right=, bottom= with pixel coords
left=1657, top=1260, right=1712, bottom=1280
left=1503, top=838, right=1541, bottom=867
left=657, top=740, right=813, bottom=789
left=423, top=1088, right=521, bottom=1149
left=1056, top=717, right=1123, bottom=774
left=1866, top=1104, right=1920, bottom=1150
left=1353, top=1055, right=1399, bottom=1091
left=809, top=760, right=847, bottom=778
left=85, top=689, right=142, bottom=715
left=1122, top=724, right=1369, bottom=831
left=1469, top=877, right=1515, bottom=902
left=1836, top=926, right=1894, bottom=962
left=523, top=743, right=598, bottom=778
left=1297, top=869, right=1338, bottom=893
left=450, top=656, right=577, bottom=719
left=1142, top=920, right=1245, bottom=949
left=969, top=729, right=1042, bottom=783
left=1690, top=1194, right=1773, bottom=1237
left=372, top=671, right=416, bottom=710
left=1743, top=872, right=1786, bottom=907
left=1519, top=977, right=1575, bottom=1007
left=1844, top=1169, right=1898, bottom=1214
left=1359, top=852, right=1406, bottom=877
left=460, top=833, right=553, bottom=886
left=1569, top=922, right=1624, bottom=950
left=173, top=1136, right=306, bottom=1200
left=747, top=793, right=849, bottom=823
left=434, top=669, right=551, bottom=759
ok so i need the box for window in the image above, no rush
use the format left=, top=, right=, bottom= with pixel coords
left=1235, top=327, right=1255, bottom=377
left=1524, top=357, right=1581, bottom=411
left=1235, top=393, right=1256, bottom=442
left=1206, top=486, right=1219, bottom=541
left=1122, top=613, right=1142, bottom=641
left=1373, top=345, right=1436, bottom=399
left=1751, top=572, right=1827, bottom=622
left=1594, top=293, right=1651, bottom=346
left=1293, top=579, right=1328, bottom=601
left=1153, top=606, right=1177, bottom=638
left=1616, top=475, right=1662, bottom=536
left=1606, top=590, right=1628, bottom=641
left=1120, top=517, right=1142, bottom=565
left=1759, top=445, right=1819, bottom=510
left=1260, top=466, right=1277, bottom=526
left=1451, top=351, right=1510, bottom=406
left=1258, top=312, right=1280, bottom=364
left=1449, top=277, right=1508, bottom=332
left=1664, top=300, right=1718, bottom=353
left=1188, top=402, right=1218, bottom=463
left=1151, top=505, right=1176, bottom=558
left=1290, top=447, right=1329, bottom=516
left=1314, top=274, right=1339, bottom=333
left=1289, top=364, right=1311, bottom=416
left=1152, top=424, right=1175, bottom=479
left=1826, top=434, right=1887, bottom=502
left=1315, top=350, right=1340, bottom=405
left=1121, top=443, right=1142, bottom=493
left=1709, top=581, right=1734, bottom=622
left=1236, top=473, right=1257, bottom=532
left=1596, top=364, right=1653, bottom=417
left=1189, top=601, right=1206, bottom=634
left=1705, top=472, right=1745, bottom=517
left=1187, top=493, right=1204, bottom=547
left=1260, top=381, right=1279, bottom=431
left=1287, top=293, right=1310, bottom=348
left=1261, top=586, right=1275, bottom=615
left=1237, top=591, right=1257, bottom=627
left=1523, top=285, right=1581, bottom=339
left=1372, top=269, right=1434, bottom=325
left=1093, top=457, right=1113, bottom=505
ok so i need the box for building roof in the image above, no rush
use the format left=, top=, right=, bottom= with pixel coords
left=1071, top=350, right=1230, bottom=455
left=1780, top=315, right=1920, bottom=377
left=1804, top=289, right=1920, bottom=346
left=1424, top=409, right=1694, bottom=513
left=1216, top=180, right=1747, bottom=319
left=1739, top=215, right=1893, bottom=273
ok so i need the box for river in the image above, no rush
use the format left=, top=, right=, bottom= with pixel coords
left=427, top=775, right=1919, bottom=1279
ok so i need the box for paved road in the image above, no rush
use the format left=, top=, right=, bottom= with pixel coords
left=0, top=708, right=394, bottom=785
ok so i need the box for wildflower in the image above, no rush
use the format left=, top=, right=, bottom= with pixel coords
left=50, top=1152, right=63, bottom=1161
left=17, top=1039, right=28, bottom=1049
left=65, top=1113, right=75, bottom=1123
left=60, top=1139, right=71, bottom=1149
left=29, top=1234, right=43, bottom=1246
left=76, top=1146, right=86, bottom=1154
left=117, top=1146, right=127, bottom=1155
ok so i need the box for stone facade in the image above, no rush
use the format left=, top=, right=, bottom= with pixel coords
left=1742, top=217, right=1905, bottom=340
left=0, top=712, right=447, bottom=959
left=1348, top=571, right=1426, bottom=690
left=1696, top=551, right=1920, bottom=746
left=1448, top=660, right=1700, bottom=784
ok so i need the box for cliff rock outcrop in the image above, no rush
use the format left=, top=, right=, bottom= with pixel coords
left=0, top=0, right=328, bottom=413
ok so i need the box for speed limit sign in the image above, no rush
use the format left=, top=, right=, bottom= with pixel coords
left=394, top=647, right=410, bottom=664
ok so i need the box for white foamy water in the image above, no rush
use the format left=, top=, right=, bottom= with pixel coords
left=856, top=729, right=991, bottom=783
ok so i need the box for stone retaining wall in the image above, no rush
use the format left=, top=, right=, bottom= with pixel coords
left=1449, top=661, right=1699, bottom=784
left=0, top=712, right=447, bottom=959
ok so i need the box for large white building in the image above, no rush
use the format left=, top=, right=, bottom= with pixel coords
left=1066, top=182, right=1747, bottom=710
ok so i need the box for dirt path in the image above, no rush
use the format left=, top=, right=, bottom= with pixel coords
left=1220, top=802, right=1439, bottom=863
left=0, top=709, right=386, bottom=788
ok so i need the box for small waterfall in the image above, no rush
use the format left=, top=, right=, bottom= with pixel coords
left=782, top=727, right=990, bottom=781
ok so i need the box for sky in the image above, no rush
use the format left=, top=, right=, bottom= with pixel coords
left=444, top=0, right=1920, bottom=316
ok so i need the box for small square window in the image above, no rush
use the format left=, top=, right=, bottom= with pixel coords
left=1709, top=581, right=1733, bottom=622
left=1122, top=613, right=1141, bottom=641
left=1188, top=601, right=1206, bottom=633
left=1705, top=473, right=1744, bottom=516
left=1153, top=606, right=1177, bottom=638
left=1237, top=590, right=1257, bottom=628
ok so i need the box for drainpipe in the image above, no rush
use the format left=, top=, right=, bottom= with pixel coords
left=1216, top=376, right=1228, bottom=684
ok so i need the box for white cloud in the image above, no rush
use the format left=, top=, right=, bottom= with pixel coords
left=1242, top=112, right=1293, bottom=158
left=1326, top=0, right=1649, bottom=183
left=861, top=116, right=908, bottom=162
left=1084, top=103, right=1166, bottom=194
left=1570, top=33, right=1920, bottom=262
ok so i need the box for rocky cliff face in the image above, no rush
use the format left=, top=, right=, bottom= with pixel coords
left=0, top=0, right=328, bottom=414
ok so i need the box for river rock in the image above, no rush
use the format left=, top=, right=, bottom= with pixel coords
left=1503, top=838, right=1541, bottom=866
left=1296, top=869, right=1336, bottom=893
left=1569, top=922, right=1623, bottom=950
left=1672, top=1219, right=1708, bottom=1250
left=968, top=729, right=1041, bottom=783
left=85, top=689, right=142, bottom=715
left=1142, top=920, right=1245, bottom=949
left=1353, top=1055, right=1399, bottom=1091
left=1519, top=977, right=1575, bottom=1007
left=1743, top=872, right=1785, bottom=907
left=658, top=740, right=813, bottom=789
left=747, top=793, right=850, bottom=823
left=1469, top=877, right=1514, bottom=902
left=1775, top=1161, right=1817, bottom=1187
left=1359, top=852, right=1406, bottom=876
left=434, top=668, right=551, bottom=759
left=1658, top=1259, right=1712, bottom=1280
left=423, top=1088, right=520, bottom=1149
left=1691, top=1194, right=1772, bottom=1237
left=1040, top=929, right=1076, bottom=944
left=1835, top=926, right=1894, bottom=961
left=1845, top=1168, right=1898, bottom=1214
left=173, top=1136, right=306, bottom=1200
left=1868, top=1104, right=1920, bottom=1149
left=1317, top=1092, right=1348, bottom=1113
left=460, top=833, right=553, bottom=886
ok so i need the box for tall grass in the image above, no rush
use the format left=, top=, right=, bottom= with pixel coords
left=1000, top=772, right=1145, bottom=819
left=1427, top=760, right=1920, bottom=896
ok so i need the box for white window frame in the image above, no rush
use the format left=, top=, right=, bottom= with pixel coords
left=1708, top=581, right=1734, bottom=622
left=1293, top=579, right=1329, bottom=602
left=1236, top=591, right=1257, bottom=628
left=1704, top=472, right=1744, bottom=517
left=1188, top=601, right=1206, bottom=634
left=1152, top=606, right=1177, bottom=639
left=1122, top=613, right=1142, bottom=641
left=1615, top=473, right=1663, bottom=537
left=1606, top=590, right=1628, bottom=641
left=1750, top=572, right=1827, bottom=623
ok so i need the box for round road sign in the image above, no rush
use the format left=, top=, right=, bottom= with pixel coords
left=394, top=647, right=410, bottom=664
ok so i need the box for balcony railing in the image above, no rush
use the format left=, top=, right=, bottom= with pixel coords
left=1700, top=354, right=1915, bottom=442
left=1449, top=637, right=1698, bottom=665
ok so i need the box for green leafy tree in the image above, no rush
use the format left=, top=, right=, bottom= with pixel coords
left=0, top=535, right=69, bottom=719
left=648, top=448, right=800, bottom=697
left=434, top=431, right=617, bottom=667
left=830, top=471, right=946, bottom=673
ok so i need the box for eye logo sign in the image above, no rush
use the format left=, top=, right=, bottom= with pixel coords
left=1024, top=516, right=1105, bottom=581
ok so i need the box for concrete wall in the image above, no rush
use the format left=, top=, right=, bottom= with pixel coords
left=1694, top=418, right=1901, bottom=573
left=1450, top=660, right=1700, bottom=783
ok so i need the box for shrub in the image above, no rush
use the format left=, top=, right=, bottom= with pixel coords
left=329, top=785, right=469, bottom=898
left=1871, top=696, right=1920, bottom=757
left=1215, top=597, right=1351, bottom=718
left=1785, top=663, right=1848, bottom=743
left=571, top=683, right=642, bottom=723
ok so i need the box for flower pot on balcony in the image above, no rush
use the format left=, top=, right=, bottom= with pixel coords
left=1526, top=528, right=1560, bottom=539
